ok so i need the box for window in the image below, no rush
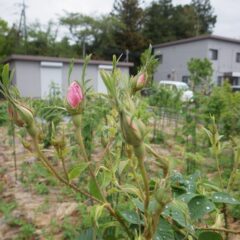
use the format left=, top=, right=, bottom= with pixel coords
left=182, top=76, right=189, bottom=84
left=209, top=49, right=218, bottom=60
left=217, top=76, right=222, bottom=86
left=236, top=53, right=240, bottom=63
left=155, top=54, right=163, bottom=63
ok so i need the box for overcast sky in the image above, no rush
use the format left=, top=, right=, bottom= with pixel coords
left=1, top=0, right=240, bottom=39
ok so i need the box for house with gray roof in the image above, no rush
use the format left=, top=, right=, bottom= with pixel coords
left=4, top=55, right=133, bottom=98
left=153, top=35, right=240, bottom=90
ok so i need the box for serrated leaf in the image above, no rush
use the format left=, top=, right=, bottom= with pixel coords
left=154, top=218, right=174, bottom=240
left=177, top=193, right=199, bottom=203
left=198, top=231, right=223, bottom=240
left=162, top=200, right=193, bottom=232
left=68, top=162, right=88, bottom=180
left=132, top=198, right=159, bottom=214
left=120, top=184, right=143, bottom=200
left=212, top=192, right=240, bottom=205
left=188, top=196, right=215, bottom=220
left=119, top=210, right=143, bottom=225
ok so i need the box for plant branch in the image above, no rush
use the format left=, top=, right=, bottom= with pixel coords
left=197, top=227, right=240, bottom=234
left=32, top=137, right=102, bottom=204
left=145, top=144, right=169, bottom=177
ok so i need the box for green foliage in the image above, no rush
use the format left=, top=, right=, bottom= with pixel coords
left=34, top=182, right=49, bottom=195
left=18, top=223, right=36, bottom=240
left=191, top=0, right=217, bottom=34
left=2, top=52, right=240, bottom=240
left=0, top=101, right=8, bottom=125
left=188, top=195, right=215, bottom=220
left=140, top=46, right=159, bottom=86
left=82, top=95, right=110, bottom=154
left=205, top=83, right=240, bottom=138
left=0, top=199, right=17, bottom=217
left=188, top=58, right=213, bottom=93
left=143, top=0, right=216, bottom=44
left=198, top=231, right=223, bottom=240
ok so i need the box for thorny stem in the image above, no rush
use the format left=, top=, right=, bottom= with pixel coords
left=32, top=136, right=133, bottom=239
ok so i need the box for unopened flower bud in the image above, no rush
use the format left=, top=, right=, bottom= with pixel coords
left=8, top=104, right=24, bottom=127
left=52, top=133, right=66, bottom=151
left=12, top=102, right=38, bottom=138
left=15, top=103, right=34, bottom=127
left=136, top=73, right=146, bottom=90
left=66, top=81, right=84, bottom=114
left=155, top=187, right=172, bottom=207
left=120, top=111, right=146, bottom=147
left=131, top=72, right=147, bottom=95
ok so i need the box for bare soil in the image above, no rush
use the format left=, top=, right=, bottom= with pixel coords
left=0, top=125, right=239, bottom=240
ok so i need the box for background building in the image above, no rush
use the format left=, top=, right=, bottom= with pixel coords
left=153, top=35, right=240, bottom=89
left=4, top=55, right=133, bottom=98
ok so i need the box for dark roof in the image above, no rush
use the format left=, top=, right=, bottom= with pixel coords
left=153, top=35, right=240, bottom=48
left=3, top=54, right=134, bottom=67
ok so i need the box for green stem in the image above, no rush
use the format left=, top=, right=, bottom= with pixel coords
left=32, top=136, right=133, bottom=238
left=196, top=227, right=240, bottom=235
left=227, top=149, right=240, bottom=192
left=59, top=150, right=69, bottom=182
left=215, top=153, right=223, bottom=188
left=145, top=144, right=169, bottom=177
left=74, top=123, right=106, bottom=202
left=134, top=144, right=151, bottom=239
left=223, top=203, right=229, bottom=240
left=11, top=121, right=17, bottom=181
left=32, top=137, right=102, bottom=203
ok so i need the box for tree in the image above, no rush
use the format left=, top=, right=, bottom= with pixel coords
left=172, top=4, right=199, bottom=39
left=191, top=0, right=217, bottom=34
left=27, top=21, right=58, bottom=56
left=188, top=58, right=213, bottom=94
left=111, top=0, right=146, bottom=53
left=60, top=13, right=120, bottom=59
left=143, top=0, right=175, bottom=44
left=0, top=19, right=9, bottom=59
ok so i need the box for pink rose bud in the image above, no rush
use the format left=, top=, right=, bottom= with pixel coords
left=136, top=73, right=146, bottom=89
left=67, top=81, right=84, bottom=108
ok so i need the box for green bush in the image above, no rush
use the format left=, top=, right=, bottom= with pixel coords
left=205, top=83, right=240, bottom=138
left=0, top=101, right=8, bottom=126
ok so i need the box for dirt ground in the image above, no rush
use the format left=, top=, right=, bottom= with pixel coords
left=0, top=125, right=239, bottom=240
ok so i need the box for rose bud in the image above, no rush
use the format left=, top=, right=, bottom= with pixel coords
left=130, top=72, right=147, bottom=95
left=67, top=81, right=84, bottom=109
left=15, top=103, right=34, bottom=127
left=120, top=111, right=146, bottom=147
left=8, top=104, right=24, bottom=127
left=135, top=73, right=146, bottom=90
